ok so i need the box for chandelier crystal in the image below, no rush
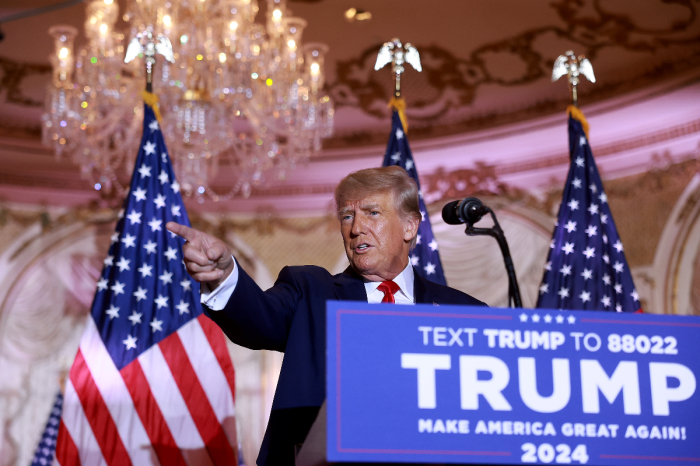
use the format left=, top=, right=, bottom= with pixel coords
left=42, top=0, right=334, bottom=202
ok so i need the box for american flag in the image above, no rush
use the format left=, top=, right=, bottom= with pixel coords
left=31, top=392, right=63, bottom=466
left=55, top=101, right=239, bottom=465
left=536, top=110, right=640, bottom=312
left=383, top=111, right=446, bottom=285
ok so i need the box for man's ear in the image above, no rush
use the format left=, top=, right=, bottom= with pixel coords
left=403, top=215, right=420, bottom=242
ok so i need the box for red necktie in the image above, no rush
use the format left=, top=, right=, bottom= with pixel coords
left=377, top=280, right=401, bottom=303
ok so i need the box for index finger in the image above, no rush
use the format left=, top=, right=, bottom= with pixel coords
left=166, top=222, right=198, bottom=242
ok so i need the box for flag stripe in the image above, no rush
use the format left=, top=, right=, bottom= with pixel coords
left=70, top=351, right=132, bottom=466
left=79, top=320, right=154, bottom=465
left=121, top=359, right=189, bottom=466
left=159, top=331, right=237, bottom=464
left=198, top=315, right=236, bottom=401
left=60, top=381, right=106, bottom=466
left=178, top=318, right=236, bottom=422
left=138, top=341, right=206, bottom=449
left=56, top=420, right=82, bottom=466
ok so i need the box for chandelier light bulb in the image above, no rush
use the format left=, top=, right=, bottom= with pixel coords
left=99, top=23, right=108, bottom=35
left=272, top=9, right=282, bottom=20
left=59, top=47, right=70, bottom=59
left=287, top=39, right=296, bottom=50
left=163, top=14, right=172, bottom=28
left=219, top=52, right=227, bottom=63
left=229, top=20, right=238, bottom=31
left=310, top=62, right=319, bottom=76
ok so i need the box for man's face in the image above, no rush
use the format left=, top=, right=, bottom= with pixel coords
left=339, top=190, right=418, bottom=282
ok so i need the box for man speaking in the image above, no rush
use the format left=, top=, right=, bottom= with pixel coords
left=167, top=166, right=485, bottom=465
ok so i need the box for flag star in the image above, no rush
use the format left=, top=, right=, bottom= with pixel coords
left=133, top=187, right=147, bottom=201
left=428, top=239, right=438, bottom=251
left=571, top=178, right=582, bottom=189
left=158, top=170, right=169, bottom=185
left=579, top=290, right=591, bottom=302
left=631, top=290, right=639, bottom=302
left=155, top=295, right=169, bottom=309
left=561, top=242, right=575, bottom=255
left=519, top=313, right=528, bottom=322
left=585, top=225, right=597, bottom=237
left=603, top=254, right=610, bottom=264
left=603, top=274, right=612, bottom=285
left=568, top=199, right=579, bottom=211
left=614, top=283, right=623, bottom=294
left=176, top=300, right=190, bottom=315
left=410, top=255, right=419, bottom=266
left=601, top=214, right=608, bottom=224
left=532, top=313, right=541, bottom=322
left=148, top=218, right=162, bottom=232
left=550, top=240, right=555, bottom=249
left=165, top=247, right=178, bottom=261
left=123, top=335, right=137, bottom=350
left=159, top=271, right=173, bottom=285
left=143, top=141, right=156, bottom=155
left=599, top=192, right=608, bottom=204
left=137, top=164, right=152, bottom=178
left=539, top=283, right=549, bottom=295
left=575, top=157, right=584, bottom=167
left=420, top=211, right=426, bottom=221
left=122, top=233, right=136, bottom=248
left=589, top=183, right=598, bottom=194
left=567, top=315, right=576, bottom=324
left=110, top=232, right=119, bottom=244
left=583, top=246, right=595, bottom=259
left=150, top=318, right=163, bottom=333
left=558, top=287, right=570, bottom=299
left=544, top=261, right=552, bottom=271
left=138, top=263, right=153, bottom=278
left=560, top=264, right=572, bottom=276
left=116, top=257, right=131, bottom=272
left=391, top=152, right=401, bottom=162
left=416, top=234, right=421, bottom=245
left=602, top=235, right=608, bottom=245
left=613, top=261, right=624, bottom=273
left=171, top=180, right=181, bottom=193
left=106, top=304, right=119, bottom=319
left=555, top=314, right=564, bottom=324
left=120, top=209, right=126, bottom=219
left=579, top=135, right=587, bottom=146
left=424, top=262, right=436, bottom=275
left=144, top=240, right=157, bottom=254
left=127, top=210, right=142, bottom=225
left=97, top=277, right=108, bottom=291
left=111, top=281, right=125, bottom=295
left=128, top=310, right=143, bottom=325
left=154, top=194, right=166, bottom=208
left=565, top=220, right=577, bottom=233
left=133, top=286, right=148, bottom=301
left=613, top=240, right=623, bottom=253
left=581, top=268, right=593, bottom=280
left=103, top=255, right=114, bottom=267
left=616, top=304, right=623, bottom=313
left=396, top=128, right=404, bottom=140
left=405, top=159, right=414, bottom=171
left=180, top=279, right=192, bottom=292
left=171, top=205, right=181, bottom=217
left=601, top=295, right=611, bottom=307
left=588, top=203, right=599, bottom=215
left=544, top=314, right=553, bottom=323
left=149, top=119, right=159, bottom=132
left=418, top=190, right=423, bottom=199
left=161, top=152, right=167, bottom=163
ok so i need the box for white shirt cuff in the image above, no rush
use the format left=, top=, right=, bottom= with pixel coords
left=200, top=256, right=239, bottom=311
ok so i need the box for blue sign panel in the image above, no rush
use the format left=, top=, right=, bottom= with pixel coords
left=326, top=302, right=700, bottom=465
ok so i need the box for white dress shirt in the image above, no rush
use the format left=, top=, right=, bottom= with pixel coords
left=201, top=257, right=415, bottom=310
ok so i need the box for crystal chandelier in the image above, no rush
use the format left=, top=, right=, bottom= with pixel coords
left=42, top=0, right=334, bottom=202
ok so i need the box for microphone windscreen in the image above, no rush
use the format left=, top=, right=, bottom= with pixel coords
left=442, top=200, right=463, bottom=225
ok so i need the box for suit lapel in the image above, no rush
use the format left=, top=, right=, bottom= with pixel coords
left=333, top=267, right=368, bottom=302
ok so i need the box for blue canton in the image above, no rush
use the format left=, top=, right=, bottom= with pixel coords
left=536, top=116, right=640, bottom=312
left=383, top=111, right=446, bottom=286
left=30, top=392, right=63, bottom=466
left=91, top=104, right=202, bottom=370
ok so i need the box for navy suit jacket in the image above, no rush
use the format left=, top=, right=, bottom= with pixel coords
left=205, top=264, right=486, bottom=466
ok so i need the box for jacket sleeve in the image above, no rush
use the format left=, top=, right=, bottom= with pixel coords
left=204, top=265, right=302, bottom=352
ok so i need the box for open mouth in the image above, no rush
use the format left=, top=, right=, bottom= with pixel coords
left=355, top=243, right=371, bottom=252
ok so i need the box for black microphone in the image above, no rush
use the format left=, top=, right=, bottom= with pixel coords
left=442, top=197, right=489, bottom=225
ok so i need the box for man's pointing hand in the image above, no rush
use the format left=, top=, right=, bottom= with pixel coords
left=166, top=222, right=234, bottom=289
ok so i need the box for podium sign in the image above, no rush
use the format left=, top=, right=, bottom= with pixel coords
left=326, top=302, right=700, bottom=465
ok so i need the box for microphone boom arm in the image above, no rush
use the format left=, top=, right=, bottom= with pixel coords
left=465, top=208, right=523, bottom=308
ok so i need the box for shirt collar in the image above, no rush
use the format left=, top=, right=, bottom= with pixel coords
left=364, top=262, right=414, bottom=300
